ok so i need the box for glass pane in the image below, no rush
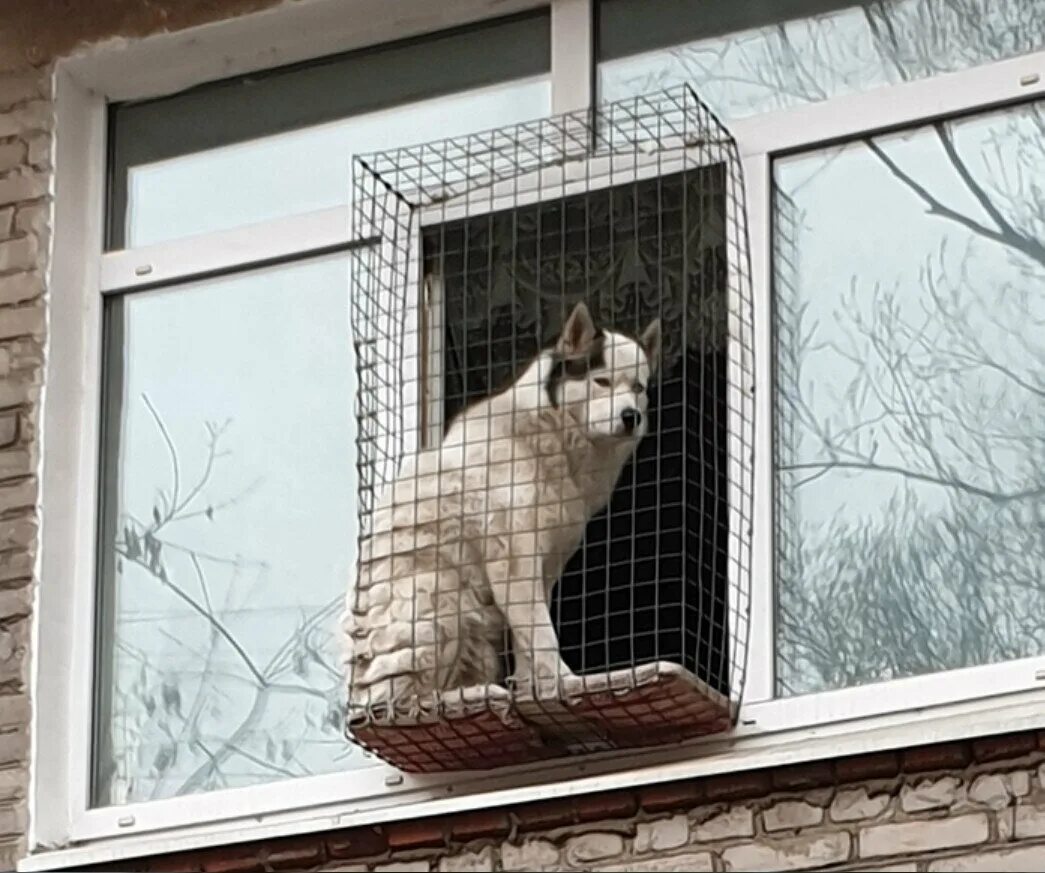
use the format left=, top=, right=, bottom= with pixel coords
left=125, top=77, right=551, bottom=247
left=598, top=0, right=1040, bottom=119
left=93, top=254, right=373, bottom=806
left=774, top=99, right=1045, bottom=696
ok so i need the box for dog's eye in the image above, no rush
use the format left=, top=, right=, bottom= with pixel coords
left=634, top=382, right=646, bottom=394
left=593, top=377, right=612, bottom=388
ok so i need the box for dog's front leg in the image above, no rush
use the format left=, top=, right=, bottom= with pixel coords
left=487, top=533, right=577, bottom=699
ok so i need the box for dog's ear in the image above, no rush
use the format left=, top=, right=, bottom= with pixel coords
left=640, top=318, right=662, bottom=374
left=558, top=301, right=597, bottom=358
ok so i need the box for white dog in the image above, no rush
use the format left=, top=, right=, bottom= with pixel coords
left=343, top=302, right=661, bottom=717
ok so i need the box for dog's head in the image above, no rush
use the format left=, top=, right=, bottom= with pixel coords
left=546, top=301, right=661, bottom=442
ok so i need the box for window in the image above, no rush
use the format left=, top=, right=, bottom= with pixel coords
left=90, top=10, right=551, bottom=813
left=37, top=0, right=1044, bottom=859
left=597, top=0, right=1038, bottom=117
left=774, top=98, right=1045, bottom=697
left=597, top=0, right=1044, bottom=718
left=107, top=13, right=551, bottom=248
left=94, top=255, right=364, bottom=806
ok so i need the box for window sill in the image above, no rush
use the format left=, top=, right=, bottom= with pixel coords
left=21, top=686, right=1045, bottom=871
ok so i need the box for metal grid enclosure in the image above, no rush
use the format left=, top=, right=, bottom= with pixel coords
left=344, top=86, right=754, bottom=773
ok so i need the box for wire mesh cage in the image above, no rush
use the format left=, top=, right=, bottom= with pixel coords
left=343, top=86, right=755, bottom=773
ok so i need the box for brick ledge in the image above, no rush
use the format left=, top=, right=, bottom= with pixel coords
left=55, top=728, right=1045, bottom=873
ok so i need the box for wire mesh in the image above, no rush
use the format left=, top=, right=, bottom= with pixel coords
left=344, top=86, right=754, bottom=773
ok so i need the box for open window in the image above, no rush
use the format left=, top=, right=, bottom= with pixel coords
left=347, top=87, right=755, bottom=772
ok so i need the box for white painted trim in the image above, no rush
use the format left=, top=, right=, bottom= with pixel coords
left=741, top=153, right=773, bottom=705
left=746, top=653, right=1045, bottom=732
left=727, top=150, right=760, bottom=710
left=551, top=0, right=593, bottom=114
left=62, top=0, right=548, bottom=103
left=730, top=49, right=1045, bottom=159
left=34, top=66, right=108, bottom=850
left=100, top=207, right=359, bottom=292
left=21, top=686, right=1045, bottom=871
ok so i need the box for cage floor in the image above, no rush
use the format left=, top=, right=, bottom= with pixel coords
left=349, top=662, right=732, bottom=773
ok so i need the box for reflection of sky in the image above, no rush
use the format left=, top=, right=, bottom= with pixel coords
left=601, top=4, right=890, bottom=117
left=772, top=104, right=1044, bottom=693
left=598, top=0, right=1029, bottom=120
left=774, top=106, right=1041, bottom=526
left=107, top=254, right=365, bottom=802
left=126, top=77, right=551, bottom=247
left=115, top=255, right=356, bottom=626
left=598, top=1, right=1042, bottom=696
left=104, top=78, right=552, bottom=805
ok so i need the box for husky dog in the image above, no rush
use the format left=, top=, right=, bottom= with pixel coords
left=343, top=302, right=661, bottom=716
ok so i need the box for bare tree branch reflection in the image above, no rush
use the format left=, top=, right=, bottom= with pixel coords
left=104, top=397, right=350, bottom=803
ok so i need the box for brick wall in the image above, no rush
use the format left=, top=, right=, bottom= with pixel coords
left=0, top=65, right=51, bottom=872
left=74, top=731, right=1045, bottom=872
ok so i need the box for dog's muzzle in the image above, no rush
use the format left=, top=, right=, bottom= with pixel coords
left=620, top=408, right=642, bottom=434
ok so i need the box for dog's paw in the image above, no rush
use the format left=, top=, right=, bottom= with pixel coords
left=510, top=665, right=584, bottom=700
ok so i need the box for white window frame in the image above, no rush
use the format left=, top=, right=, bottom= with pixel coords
left=735, top=48, right=1045, bottom=718
left=29, top=0, right=1045, bottom=864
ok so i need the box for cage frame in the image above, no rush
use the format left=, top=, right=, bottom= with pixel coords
left=349, top=84, right=756, bottom=770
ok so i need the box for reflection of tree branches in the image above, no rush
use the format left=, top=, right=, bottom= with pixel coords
left=866, top=134, right=1045, bottom=270
left=780, top=460, right=1045, bottom=503
left=778, top=494, right=1045, bottom=694
left=119, top=536, right=268, bottom=685
left=176, top=596, right=343, bottom=795
left=759, top=0, right=1045, bottom=693
left=106, top=400, right=349, bottom=804
left=777, top=210, right=1044, bottom=691
left=142, top=394, right=180, bottom=521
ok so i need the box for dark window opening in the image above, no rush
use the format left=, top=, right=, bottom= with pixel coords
left=423, top=168, right=731, bottom=696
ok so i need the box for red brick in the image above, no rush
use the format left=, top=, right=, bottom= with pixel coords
left=513, top=797, right=576, bottom=832
left=450, top=809, right=512, bottom=841
left=200, top=851, right=265, bottom=873
left=972, top=732, right=1038, bottom=762
left=903, top=742, right=971, bottom=772
left=264, top=836, right=327, bottom=870
left=703, top=769, right=773, bottom=801
left=386, top=818, right=447, bottom=850
left=148, top=855, right=205, bottom=872
left=637, top=780, right=704, bottom=813
left=835, top=751, right=900, bottom=783
left=81, top=861, right=153, bottom=872
left=327, top=826, right=388, bottom=860
left=575, top=789, right=638, bottom=821
left=772, top=761, right=834, bottom=791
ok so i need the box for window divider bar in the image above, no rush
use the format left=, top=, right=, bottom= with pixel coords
left=37, top=69, right=109, bottom=849
left=100, top=207, right=369, bottom=293
left=741, top=152, right=774, bottom=706
left=731, top=49, right=1045, bottom=159
left=551, top=0, right=594, bottom=115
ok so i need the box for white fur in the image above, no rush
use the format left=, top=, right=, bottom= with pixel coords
left=343, top=303, right=660, bottom=715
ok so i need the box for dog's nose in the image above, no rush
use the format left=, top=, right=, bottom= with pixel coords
left=621, top=408, right=642, bottom=433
